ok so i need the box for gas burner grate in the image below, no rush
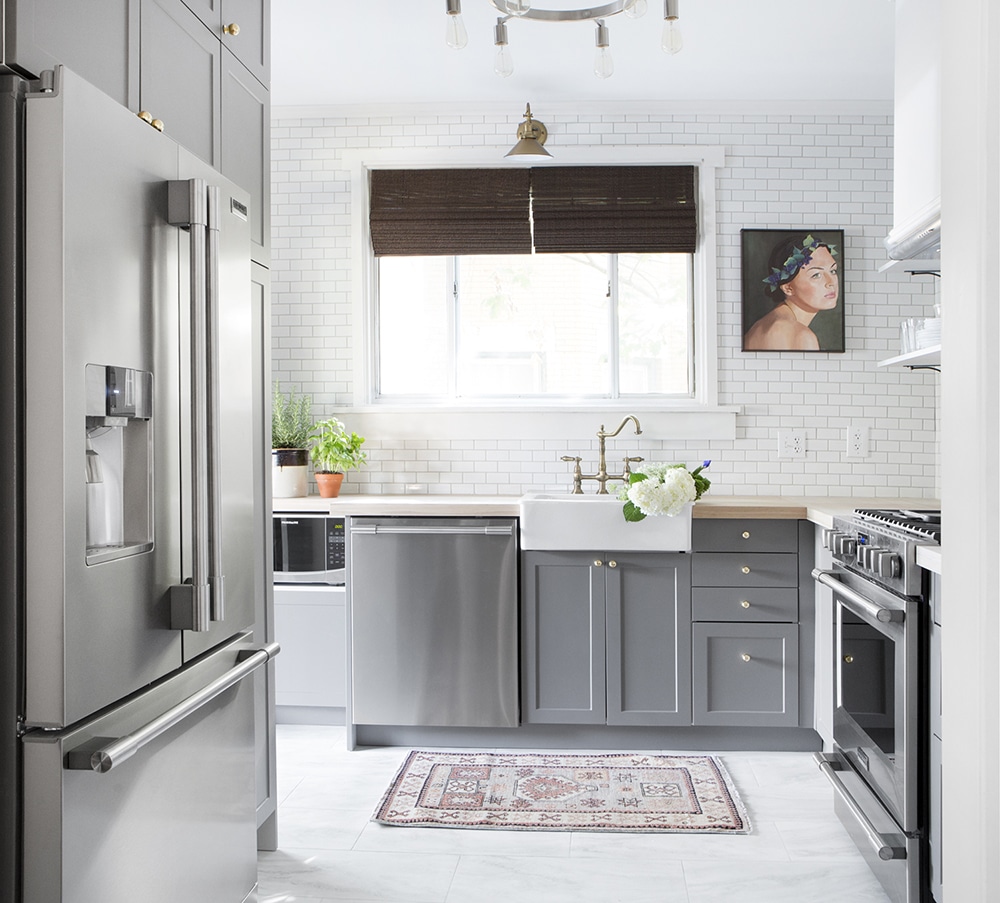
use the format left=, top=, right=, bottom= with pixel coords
left=854, top=508, right=942, bottom=543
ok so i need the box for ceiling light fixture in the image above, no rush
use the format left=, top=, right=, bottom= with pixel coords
left=505, top=104, right=551, bottom=157
left=444, top=0, right=682, bottom=78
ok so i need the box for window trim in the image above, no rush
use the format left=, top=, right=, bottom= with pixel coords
left=344, top=146, right=735, bottom=440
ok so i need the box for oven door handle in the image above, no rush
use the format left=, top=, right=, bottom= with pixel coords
left=811, top=569, right=904, bottom=623
left=814, top=753, right=907, bottom=861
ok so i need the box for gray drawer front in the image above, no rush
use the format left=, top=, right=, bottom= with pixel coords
left=692, top=587, right=798, bottom=622
left=692, top=552, right=798, bottom=587
left=692, top=519, right=799, bottom=553
left=692, top=623, right=799, bottom=727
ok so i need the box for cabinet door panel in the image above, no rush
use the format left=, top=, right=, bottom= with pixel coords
left=521, top=552, right=605, bottom=724
left=222, top=0, right=268, bottom=84
left=692, top=623, right=799, bottom=726
left=606, top=554, right=691, bottom=726
left=140, top=0, right=220, bottom=166
left=222, top=49, right=268, bottom=264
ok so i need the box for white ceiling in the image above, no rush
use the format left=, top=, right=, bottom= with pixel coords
left=271, top=0, right=896, bottom=110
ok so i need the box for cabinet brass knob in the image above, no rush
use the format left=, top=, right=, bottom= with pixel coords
left=742, top=531, right=751, bottom=539
left=150, top=119, right=164, bottom=132
left=137, top=110, right=153, bottom=124
left=741, top=653, right=751, bottom=663
left=594, top=559, right=603, bottom=568
left=740, top=600, right=751, bottom=609
left=843, top=654, right=854, bottom=664
left=741, top=566, right=751, bottom=574
left=608, top=560, right=617, bottom=568
left=224, top=22, right=240, bottom=35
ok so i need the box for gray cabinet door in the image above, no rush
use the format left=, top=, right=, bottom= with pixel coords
left=140, top=0, right=221, bottom=167
left=692, top=622, right=799, bottom=726
left=1, top=0, right=139, bottom=108
left=521, top=552, right=606, bottom=724
left=222, top=0, right=269, bottom=85
left=222, top=48, right=269, bottom=264
left=606, top=553, right=691, bottom=726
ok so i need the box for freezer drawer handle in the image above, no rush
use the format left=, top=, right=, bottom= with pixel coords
left=811, top=569, right=903, bottom=624
left=350, top=524, right=515, bottom=536
left=66, top=642, right=280, bottom=774
left=814, top=753, right=907, bottom=861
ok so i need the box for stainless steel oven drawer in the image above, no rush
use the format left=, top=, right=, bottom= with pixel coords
left=692, top=552, right=799, bottom=587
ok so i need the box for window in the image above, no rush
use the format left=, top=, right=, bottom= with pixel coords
left=377, top=251, right=693, bottom=400
left=353, top=151, right=725, bottom=417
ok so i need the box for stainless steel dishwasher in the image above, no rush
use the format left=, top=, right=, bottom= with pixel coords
left=349, top=516, right=519, bottom=727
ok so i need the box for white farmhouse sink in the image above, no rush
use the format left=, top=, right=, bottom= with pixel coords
left=519, top=493, right=692, bottom=552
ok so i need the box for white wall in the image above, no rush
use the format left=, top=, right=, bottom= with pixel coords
left=270, top=105, right=939, bottom=499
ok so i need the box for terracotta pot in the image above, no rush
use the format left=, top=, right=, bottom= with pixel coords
left=315, top=472, right=344, bottom=499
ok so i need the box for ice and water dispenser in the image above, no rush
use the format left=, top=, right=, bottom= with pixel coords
left=85, top=364, right=153, bottom=562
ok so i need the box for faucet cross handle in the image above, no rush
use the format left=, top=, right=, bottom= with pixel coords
left=560, top=455, right=584, bottom=494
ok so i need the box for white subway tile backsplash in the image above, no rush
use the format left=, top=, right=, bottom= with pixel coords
left=270, top=106, right=939, bottom=499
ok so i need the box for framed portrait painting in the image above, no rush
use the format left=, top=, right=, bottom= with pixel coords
left=741, top=228, right=846, bottom=353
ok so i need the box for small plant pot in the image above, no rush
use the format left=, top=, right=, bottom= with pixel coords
left=272, top=448, right=309, bottom=498
left=315, top=472, right=344, bottom=499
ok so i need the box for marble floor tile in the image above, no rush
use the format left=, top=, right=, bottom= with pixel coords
left=262, top=725, right=892, bottom=903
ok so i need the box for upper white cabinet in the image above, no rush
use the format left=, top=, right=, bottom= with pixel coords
left=886, top=0, right=941, bottom=262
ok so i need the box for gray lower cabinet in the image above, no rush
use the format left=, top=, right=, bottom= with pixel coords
left=521, top=551, right=691, bottom=726
left=929, top=573, right=943, bottom=901
left=691, top=518, right=802, bottom=727
left=692, top=622, right=799, bottom=726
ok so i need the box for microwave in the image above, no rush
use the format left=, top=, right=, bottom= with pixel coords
left=272, top=512, right=345, bottom=584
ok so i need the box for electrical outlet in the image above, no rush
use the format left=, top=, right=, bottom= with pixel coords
left=846, top=422, right=870, bottom=458
left=777, top=429, right=806, bottom=459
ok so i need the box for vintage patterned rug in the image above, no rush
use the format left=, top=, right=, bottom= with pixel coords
left=372, top=750, right=751, bottom=834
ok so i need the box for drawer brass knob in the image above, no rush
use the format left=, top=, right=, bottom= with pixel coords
left=742, top=531, right=751, bottom=539
left=843, top=654, right=854, bottom=664
left=608, top=560, right=617, bottom=568
left=594, top=559, right=603, bottom=568
left=150, top=118, right=164, bottom=132
left=224, top=22, right=241, bottom=35
left=741, top=653, right=751, bottom=663
left=740, top=600, right=751, bottom=609
left=137, top=110, right=153, bottom=124
left=741, top=566, right=751, bottom=574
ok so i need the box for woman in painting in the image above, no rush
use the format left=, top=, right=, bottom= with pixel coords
left=743, top=234, right=839, bottom=351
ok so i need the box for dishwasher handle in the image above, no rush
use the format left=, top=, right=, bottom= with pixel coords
left=351, top=524, right=514, bottom=536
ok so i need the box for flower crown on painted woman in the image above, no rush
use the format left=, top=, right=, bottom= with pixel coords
left=762, top=234, right=839, bottom=292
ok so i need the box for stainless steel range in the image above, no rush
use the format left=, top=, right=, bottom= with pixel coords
left=813, top=508, right=940, bottom=903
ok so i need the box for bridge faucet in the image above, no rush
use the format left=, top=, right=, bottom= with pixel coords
left=561, top=415, right=643, bottom=494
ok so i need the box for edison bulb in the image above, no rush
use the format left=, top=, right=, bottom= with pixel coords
left=661, top=20, right=683, bottom=54
left=494, top=44, right=514, bottom=77
left=507, top=0, right=531, bottom=16
left=446, top=13, right=468, bottom=49
left=594, top=46, right=614, bottom=79
left=624, top=0, right=647, bottom=17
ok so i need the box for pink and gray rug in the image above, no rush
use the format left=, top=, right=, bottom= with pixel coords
left=373, top=750, right=750, bottom=834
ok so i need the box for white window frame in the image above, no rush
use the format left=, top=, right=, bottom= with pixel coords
left=344, top=145, right=736, bottom=442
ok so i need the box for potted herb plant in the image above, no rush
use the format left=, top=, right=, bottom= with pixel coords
left=310, top=417, right=367, bottom=498
left=271, top=383, right=314, bottom=498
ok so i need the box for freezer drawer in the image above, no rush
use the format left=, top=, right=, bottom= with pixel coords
left=349, top=517, right=519, bottom=728
left=22, top=634, right=277, bottom=903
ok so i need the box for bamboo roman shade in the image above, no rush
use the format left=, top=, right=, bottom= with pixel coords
left=368, top=165, right=697, bottom=257
left=369, top=169, right=532, bottom=256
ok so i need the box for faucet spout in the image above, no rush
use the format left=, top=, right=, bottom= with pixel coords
left=598, top=415, right=642, bottom=440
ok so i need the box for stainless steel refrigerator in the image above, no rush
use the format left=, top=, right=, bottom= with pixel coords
left=0, top=66, right=275, bottom=902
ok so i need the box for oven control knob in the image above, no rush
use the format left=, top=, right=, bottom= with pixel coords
left=859, top=546, right=880, bottom=571
left=822, top=529, right=837, bottom=551
left=834, top=534, right=856, bottom=556
left=875, top=550, right=901, bottom=580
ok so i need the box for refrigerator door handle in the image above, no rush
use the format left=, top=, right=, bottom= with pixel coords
left=65, top=643, right=280, bottom=773
left=167, top=179, right=225, bottom=631
left=205, top=184, right=225, bottom=623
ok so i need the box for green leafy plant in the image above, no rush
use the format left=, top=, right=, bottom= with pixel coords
left=271, top=383, right=314, bottom=449
left=310, top=417, right=368, bottom=474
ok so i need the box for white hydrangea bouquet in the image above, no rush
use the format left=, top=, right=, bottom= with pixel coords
left=619, top=461, right=711, bottom=522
